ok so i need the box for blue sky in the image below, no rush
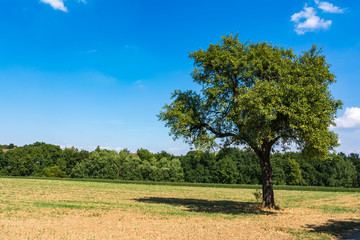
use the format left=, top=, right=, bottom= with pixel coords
left=0, top=0, right=359, bottom=154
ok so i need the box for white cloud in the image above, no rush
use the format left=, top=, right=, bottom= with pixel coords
left=98, top=146, right=124, bottom=152
left=291, top=6, right=332, bottom=35
left=315, top=1, right=345, bottom=13
left=40, top=0, right=87, bottom=12
left=335, top=107, right=360, bottom=128
left=167, top=147, right=183, bottom=153
left=40, top=0, right=67, bottom=12
left=60, top=144, right=73, bottom=149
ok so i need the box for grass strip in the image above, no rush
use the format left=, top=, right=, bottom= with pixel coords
left=1, top=176, right=359, bottom=193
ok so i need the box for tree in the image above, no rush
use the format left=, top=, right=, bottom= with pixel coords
left=159, top=35, right=342, bottom=208
left=71, top=150, right=121, bottom=179
left=137, top=148, right=153, bottom=161
left=347, top=153, right=360, bottom=187
left=328, top=153, right=356, bottom=187
left=212, top=156, right=239, bottom=184
left=284, top=158, right=302, bottom=185
left=62, top=147, right=90, bottom=176
left=180, top=151, right=215, bottom=183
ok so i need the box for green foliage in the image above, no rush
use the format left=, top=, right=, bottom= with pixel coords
left=159, top=35, right=341, bottom=158
left=42, top=166, right=67, bottom=178
left=212, top=156, right=239, bottom=184
left=62, top=147, right=90, bottom=176
left=253, top=189, right=262, bottom=202
left=285, top=158, right=302, bottom=185
left=347, top=153, right=360, bottom=187
left=137, top=148, right=153, bottom=161
left=70, top=149, right=184, bottom=182
left=71, top=150, right=121, bottom=179
left=154, top=151, right=175, bottom=161
left=218, top=148, right=261, bottom=184
left=0, top=142, right=66, bottom=176
left=0, top=143, right=16, bottom=150
left=0, top=142, right=359, bottom=188
left=328, top=154, right=357, bottom=187
left=271, top=155, right=287, bottom=185
left=117, top=151, right=143, bottom=180
left=180, top=151, right=215, bottom=183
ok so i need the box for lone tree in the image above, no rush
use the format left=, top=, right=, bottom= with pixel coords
left=159, top=35, right=342, bottom=208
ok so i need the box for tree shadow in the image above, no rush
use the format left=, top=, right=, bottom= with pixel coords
left=306, top=219, right=360, bottom=238
left=134, top=197, right=277, bottom=215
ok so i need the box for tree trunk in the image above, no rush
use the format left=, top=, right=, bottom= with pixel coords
left=259, top=150, right=275, bottom=208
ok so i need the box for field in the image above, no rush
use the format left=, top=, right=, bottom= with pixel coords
left=0, top=178, right=359, bottom=239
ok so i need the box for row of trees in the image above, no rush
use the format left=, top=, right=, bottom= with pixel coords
left=0, top=142, right=359, bottom=188
left=182, top=148, right=359, bottom=188
left=0, top=143, right=183, bottom=182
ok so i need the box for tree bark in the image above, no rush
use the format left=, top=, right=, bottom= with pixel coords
left=259, top=150, right=275, bottom=208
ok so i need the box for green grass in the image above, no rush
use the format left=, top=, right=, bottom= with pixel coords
left=314, top=205, right=357, bottom=214
left=286, top=229, right=332, bottom=240
left=34, top=201, right=99, bottom=210
left=1, top=175, right=359, bottom=192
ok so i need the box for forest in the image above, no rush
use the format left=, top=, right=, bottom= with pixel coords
left=0, top=142, right=359, bottom=188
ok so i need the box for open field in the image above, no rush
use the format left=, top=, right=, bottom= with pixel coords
left=0, top=178, right=359, bottom=239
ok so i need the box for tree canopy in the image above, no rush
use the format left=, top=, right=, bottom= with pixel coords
left=159, top=35, right=342, bottom=207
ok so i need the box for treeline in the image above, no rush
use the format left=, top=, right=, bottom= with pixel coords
left=181, top=148, right=359, bottom=188
left=0, top=142, right=359, bottom=188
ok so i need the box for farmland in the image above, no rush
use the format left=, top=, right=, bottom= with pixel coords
left=0, top=177, right=359, bottom=239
